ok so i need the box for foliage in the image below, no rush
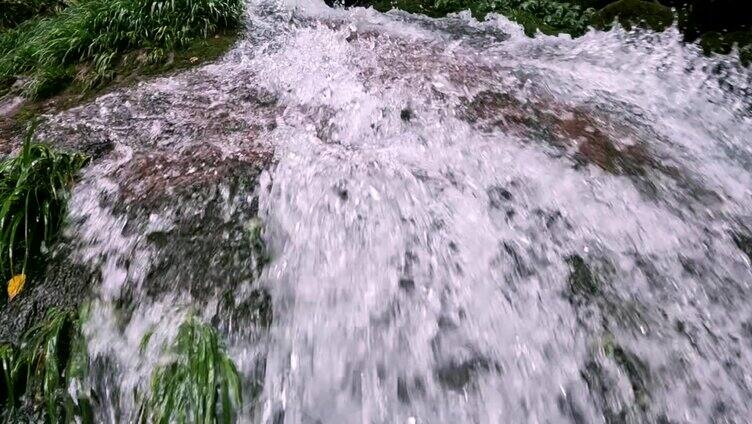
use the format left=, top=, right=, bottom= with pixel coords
left=0, top=128, right=88, bottom=283
left=0, top=307, right=92, bottom=423
left=15, top=308, right=71, bottom=420
left=63, top=304, right=93, bottom=424
left=373, top=0, right=594, bottom=35
left=0, top=0, right=71, bottom=30
left=0, top=0, right=244, bottom=97
left=700, top=31, right=752, bottom=67
left=138, top=317, right=242, bottom=424
left=0, top=343, right=22, bottom=415
left=590, top=0, right=673, bottom=31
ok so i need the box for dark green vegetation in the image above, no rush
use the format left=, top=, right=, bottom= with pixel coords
left=0, top=308, right=92, bottom=423
left=0, top=128, right=87, bottom=285
left=365, top=0, right=752, bottom=65
left=590, top=0, right=673, bottom=31
left=0, top=0, right=70, bottom=30
left=1, top=309, right=242, bottom=423
left=370, top=0, right=596, bottom=35
left=0, top=0, right=243, bottom=99
left=137, top=318, right=242, bottom=424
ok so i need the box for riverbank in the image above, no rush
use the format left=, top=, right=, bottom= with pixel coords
left=362, top=0, right=751, bottom=65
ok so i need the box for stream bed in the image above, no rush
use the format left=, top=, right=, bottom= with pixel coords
left=25, top=0, right=752, bottom=422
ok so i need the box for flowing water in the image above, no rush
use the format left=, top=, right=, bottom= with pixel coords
left=36, top=0, right=752, bottom=422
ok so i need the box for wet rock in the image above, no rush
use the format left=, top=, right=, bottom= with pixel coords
left=731, top=231, right=752, bottom=263
left=114, top=143, right=271, bottom=211
left=434, top=356, right=494, bottom=392
left=0, top=245, right=94, bottom=344
left=398, top=277, right=416, bottom=292
left=214, top=288, right=273, bottom=331
left=566, top=255, right=600, bottom=300
left=609, top=344, right=652, bottom=409
left=501, top=242, right=532, bottom=277
left=397, top=375, right=426, bottom=404
left=556, top=392, right=588, bottom=424
left=459, top=89, right=719, bottom=207
left=486, top=185, right=513, bottom=209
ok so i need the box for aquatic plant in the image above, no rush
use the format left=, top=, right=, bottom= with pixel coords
left=0, top=128, right=88, bottom=284
left=0, top=0, right=244, bottom=97
left=138, top=317, right=242, bottom=424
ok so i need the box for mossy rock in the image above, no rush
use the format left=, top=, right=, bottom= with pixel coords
left=591, top=0, right=674, bottom=32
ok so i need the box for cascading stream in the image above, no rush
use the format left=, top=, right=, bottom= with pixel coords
left=37, top=0, right=752, bottom=422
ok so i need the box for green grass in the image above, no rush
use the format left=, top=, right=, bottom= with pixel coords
left=0, top=128, right=88, bottom=283
left=138, top=317, right=242, bottom=424
left=0, top=307, right=93, bottom=423
left=16, top=308, right=71, bottom=420
left=0, top=343, right=22, bottom=415
left=0, top=0, right=243, bottom=98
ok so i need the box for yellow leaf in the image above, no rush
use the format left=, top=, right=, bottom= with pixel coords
left=7, top=274, right=26, bottom=301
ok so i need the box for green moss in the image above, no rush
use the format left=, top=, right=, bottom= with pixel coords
left=591, top=0, right=674, bottom=32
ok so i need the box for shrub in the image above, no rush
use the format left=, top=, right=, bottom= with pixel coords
left=0, top=128, right=88, bottom=282
left=138, top=317, right=242, bottom=424
left=0, top=0, right=244, bottom=96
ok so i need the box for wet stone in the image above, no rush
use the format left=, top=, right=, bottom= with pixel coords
left=731, top=231, right=752, bottom=263
left=400, top=108, right=413, bottom=122
left=487, top=185, right=513, bottom=209
left=566, top=255, right=600, bottom=300
left=434, top=357, right=495, bottom=392
left=398, top=277, right=416, bottom=292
